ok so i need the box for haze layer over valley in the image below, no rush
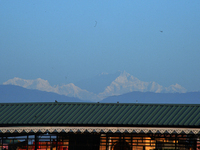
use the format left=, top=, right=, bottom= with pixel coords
left=3, top=71, right=187, bottom=102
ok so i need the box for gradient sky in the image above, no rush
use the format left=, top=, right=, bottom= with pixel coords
left=1, top=0, right=200, bottom=91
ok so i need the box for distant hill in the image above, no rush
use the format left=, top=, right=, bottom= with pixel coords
left=101, top=91, right=200, bottom=104
left=0, top=85, right=84, bottom=103
left=1, top=85, right=199, bottom=104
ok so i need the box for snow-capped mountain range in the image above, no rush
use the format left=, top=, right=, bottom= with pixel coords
left=3, top=71, right=187, bottom=101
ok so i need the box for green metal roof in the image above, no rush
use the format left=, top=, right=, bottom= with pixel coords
left=0, top=103, right=199, bottom=128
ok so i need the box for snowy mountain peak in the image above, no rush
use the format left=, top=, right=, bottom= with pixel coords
left=165, top=83, right=187, bottom=93
left=3, top=77, right=99, bottom=101
left=2, top=71, right=187, bottom=102
left=120, top=70, right=130, bottom=76
left=98, top=72, right=187, bottom=98
left=3, top=77, right=57, bottom=93
left=3, top=77, right=33, bottom=87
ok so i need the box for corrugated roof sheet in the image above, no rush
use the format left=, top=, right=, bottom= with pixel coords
left=0, top=103, right=199, bottom=127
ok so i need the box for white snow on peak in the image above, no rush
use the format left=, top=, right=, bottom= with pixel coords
left=164, top=83, right=187, bottom=93
left=98, top=71, right=187, bottom=98
left=3, top=77, right=99, bottom=101
left=3, top=77, right=34, bottom=88
left=3, top=72, right=187, bottom=101
left=3, top=77, right=56, bottom=93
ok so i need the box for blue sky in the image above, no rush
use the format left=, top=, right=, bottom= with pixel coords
left=1, top=0, right=200, bottom=91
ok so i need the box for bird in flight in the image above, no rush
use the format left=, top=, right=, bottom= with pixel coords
left=94, top=21, right=97, bottom=27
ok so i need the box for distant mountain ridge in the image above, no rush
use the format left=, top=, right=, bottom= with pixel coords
left=0, top=85, right=84, bottom=103
left=0, top=85, right=199, bottom=104
left=3, top=71, right=187, bottom=101
left=101, top=91, right=200, bottom=104
left=98, top=71, right=186, bottom=98
left=3, top=77, right=97, bottom=101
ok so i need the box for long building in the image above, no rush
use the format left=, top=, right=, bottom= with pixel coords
left=0, top=102, right=199, bottom=150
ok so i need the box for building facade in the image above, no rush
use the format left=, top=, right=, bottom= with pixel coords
left=0, top=103, right=199, bottom=150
